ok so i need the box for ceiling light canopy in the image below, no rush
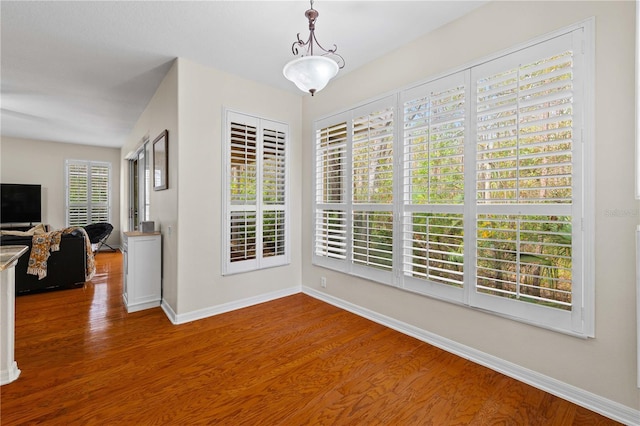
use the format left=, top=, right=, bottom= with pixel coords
left=283, top=0, right=344, bottom=96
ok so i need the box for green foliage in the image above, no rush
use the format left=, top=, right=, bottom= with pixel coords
left=353, top=211, right=393, bottom=270
left=407, top=213, right=464, bottom=287
left=477, top=215, right=572, bottom=309
left=315, top=51, right=577, bottom=312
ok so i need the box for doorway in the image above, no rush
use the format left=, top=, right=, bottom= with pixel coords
left=128, top=141, right=150, bottom=231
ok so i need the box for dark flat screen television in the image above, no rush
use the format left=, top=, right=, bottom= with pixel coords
left=1, top=183, right=42, bottom=224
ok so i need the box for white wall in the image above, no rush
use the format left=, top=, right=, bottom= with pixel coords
left=1, top=136, right=121, bottom=247
left=175, top=58, right=302, bottom=314
left=122, top=58, right=302, bottom=317
left=121, top=61, right=179, bottom=311
left=301, top=0, right=639, bottom=412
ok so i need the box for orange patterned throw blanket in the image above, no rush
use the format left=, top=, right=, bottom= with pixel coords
left=27, top=227, right=96, bottom=281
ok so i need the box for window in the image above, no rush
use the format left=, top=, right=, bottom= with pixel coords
left=401, top=73, right=467, bottom=300
left=223, top=110, right=289, bottom=275
left=315, top=97, right=396, bottom=285
left=469, top=33, right=584, bottom=331
left=352, top=99, right=395, bottom=279
left=313, top=25, right=593, bottom=336
left=65, top=160, right=111, bottom=227
left=315, top=120, right=348, bottom=261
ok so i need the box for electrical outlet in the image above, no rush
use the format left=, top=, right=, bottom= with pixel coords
left=320, top=277, right=327, bottom=288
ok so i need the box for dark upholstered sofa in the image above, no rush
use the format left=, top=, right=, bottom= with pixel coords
left=0, top=231, right=87, bottom=295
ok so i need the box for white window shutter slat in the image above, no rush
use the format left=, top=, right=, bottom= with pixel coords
left=476, top=214, right=572, bottom=309
left=314, top=209, right=347, bottom=259
left=352, top=211, right=393, bottom=271
left=316, top=122, right=347, bottom=205
left=402, top=213, right=464, bottom=287
left=230, top=122, right=258, bottom=206
left=352, top=107, right=394, bottom=205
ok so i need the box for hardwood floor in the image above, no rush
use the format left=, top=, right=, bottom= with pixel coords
left=1, top=251, right=620, bottom=425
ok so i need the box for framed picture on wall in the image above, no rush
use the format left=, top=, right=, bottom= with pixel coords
left=153, top=129, right=168, bottom=191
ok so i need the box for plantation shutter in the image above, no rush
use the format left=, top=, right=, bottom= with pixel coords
left=351, top=99, right=395, bottom=278
left=90, top=163, right=110, bottom=223
left=261, top=124, right=287, bottom=265
left=229, top=119, right=258, bottom=266
left=400, top=72, right=466, bottom=297
left=224, top=111, right=289, bottom=275
left=314, top=119, right=348, bottom=262
left=470, top=31, right=583, bottom=332
left=311, top=25, right=590, bottom=336
left=67, top=162, right=89, bottom=226
left=65, top=160, right=111, bottom=227
left=312, top=97, right=397, bottom=283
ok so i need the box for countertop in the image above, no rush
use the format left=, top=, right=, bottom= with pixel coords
left=0, top=245, right=29, bottom=272
left=123, top=231, right=161, bottom=237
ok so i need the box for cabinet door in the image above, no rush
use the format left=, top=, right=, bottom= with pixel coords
left=129, top=236, right=161, bottom=304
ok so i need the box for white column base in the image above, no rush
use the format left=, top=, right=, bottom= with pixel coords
left=0, top=266, right=19, bottom=386
left=0, top=361, right=21, bottom=385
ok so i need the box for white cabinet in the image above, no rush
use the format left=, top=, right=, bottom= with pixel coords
left=123, top=232, right=161, bottom=313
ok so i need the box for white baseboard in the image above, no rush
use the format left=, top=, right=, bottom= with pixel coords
left=161, top=299, right=178, bottom=324
left=302, top=286, right=640, bottom=426
left=160, top=286, right=300, bottom=325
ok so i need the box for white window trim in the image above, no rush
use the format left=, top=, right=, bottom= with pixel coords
left=222, top=109, right=291, bottom=275
left=312, top=19, right=595, bottom=337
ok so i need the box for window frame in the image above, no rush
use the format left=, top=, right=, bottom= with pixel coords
left=65, top=159, right=112, bottom=227
left=222, top=109, right=290, bottom=275
left=468, top=30, right=586, bottom=333
left=314, top=96, right=397, bottom=286
left=312, top=20, right=594, bottom=337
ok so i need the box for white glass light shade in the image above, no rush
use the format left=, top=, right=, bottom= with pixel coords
left=283, top=56, right=339, bottom=95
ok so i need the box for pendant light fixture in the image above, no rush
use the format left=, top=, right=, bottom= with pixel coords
left=283, top=0, right=345, bottom=96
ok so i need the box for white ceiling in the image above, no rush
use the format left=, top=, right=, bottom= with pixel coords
left=1, top=1, right=484, bottom=148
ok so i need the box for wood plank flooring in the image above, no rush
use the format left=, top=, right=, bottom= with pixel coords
left=1, top=251, right=620, bottom=425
